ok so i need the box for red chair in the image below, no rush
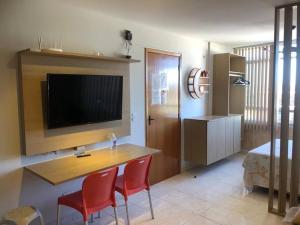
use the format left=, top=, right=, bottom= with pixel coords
left=57, top=167, right=119, bottom=225
left=115, top=155, right=154, bottom=225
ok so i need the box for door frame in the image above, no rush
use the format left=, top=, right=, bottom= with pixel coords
left=144, top=48, right=182, bottom=169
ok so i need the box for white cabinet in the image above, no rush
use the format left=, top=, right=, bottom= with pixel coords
left=225, top=117, right=234, bottom=156
left=233, top=116, right=241, bottom=153
left=184, top=115, right=241, bottom=166
left=207, top=118, right=226, bottom=164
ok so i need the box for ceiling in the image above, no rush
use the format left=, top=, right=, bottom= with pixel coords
left=63, top=0, right=297, bottom=47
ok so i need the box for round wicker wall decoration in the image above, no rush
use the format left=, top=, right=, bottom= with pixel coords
left=187, top=68, right=210, bottom=99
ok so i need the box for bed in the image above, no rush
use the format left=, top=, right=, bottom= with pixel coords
left=243, top=139, right=293, bottom=191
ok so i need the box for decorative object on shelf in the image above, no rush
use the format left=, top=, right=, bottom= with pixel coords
left=29, top=33, right=43, bottom=52
left=123, top=30, right=132, bottom=59
left=41, top=48, right=63, bottom=53
left=40, top=35, right=63, bottom=53
left=95, top=52, right=104, bottom=56
left=38, top=33, right=43, bottom=50
left=187, top=68, right=210, bottom=99
left=201, top=70, right=209, bottom=77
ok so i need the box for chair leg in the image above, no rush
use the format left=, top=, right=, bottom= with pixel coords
left=113, top=207, right=119, bottom=225
left=125, top=201, right=130, bottom=225
left=89, top=214, right=94, bottom=223
left=33, top=207, right=45, bottom=225
left=38, top=212, right=45, bottom=225
left=147, top=190, right=154, bottom=219
left=57, top=205, right=61, bottom=225
left=96, top=211, right=101, bottom=219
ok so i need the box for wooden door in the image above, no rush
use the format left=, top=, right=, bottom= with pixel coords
left=145, top=49, right=181, bottom=184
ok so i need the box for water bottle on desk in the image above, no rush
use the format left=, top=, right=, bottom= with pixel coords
left=111, top=133, right=117, bottom=150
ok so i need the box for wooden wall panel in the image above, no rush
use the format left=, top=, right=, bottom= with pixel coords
left=290, top=4, right=300, bottom=207
left=19, top=54, right=131, bottom=155
left=278, top=6, right=293, bottom=214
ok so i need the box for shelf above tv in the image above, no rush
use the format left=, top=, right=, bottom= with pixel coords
left=18, top=48, right=141, bottom=63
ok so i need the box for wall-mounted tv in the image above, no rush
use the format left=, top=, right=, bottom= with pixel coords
left=47, top=74, right=123, bottom=129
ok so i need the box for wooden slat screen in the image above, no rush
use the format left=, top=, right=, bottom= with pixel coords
left=269, top=3, right=300, bottom=215
left=234, top=45, right=273, bottom=150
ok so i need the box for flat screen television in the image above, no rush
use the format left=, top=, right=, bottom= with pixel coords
left=47, top=74, right=123, bottom=129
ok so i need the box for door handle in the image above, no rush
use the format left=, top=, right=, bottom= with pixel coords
left=148, top=115, right=155, bottom=125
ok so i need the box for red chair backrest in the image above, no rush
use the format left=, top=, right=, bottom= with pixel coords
left=124, top=155, right=152, bottom=190
left=82, top=167, right=118, bottom=210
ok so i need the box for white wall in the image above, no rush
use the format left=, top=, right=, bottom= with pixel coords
left=0, top=0, right=231, bottom=223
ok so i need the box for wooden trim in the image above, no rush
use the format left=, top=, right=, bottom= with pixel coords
left=289, top=5, right=300, bottom=207
left=269, top=8, right=280, bottom=213
left=178, top=52, right=182, bottom=171
left=144, top=48, right=181, bottom=57
left=278, top=6, right=293, bottom=215
left=19, top=48, right=140, bottom=63
left=145, top=49, right=149, bottom=146
left=17, top=53, right=26, bottom=154
left=144, top=48, right=182, bottom=169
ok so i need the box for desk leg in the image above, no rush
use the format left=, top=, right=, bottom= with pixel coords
left=89, top=214, right=94, bottom=223
left=96, top=211, right=101, bottom=219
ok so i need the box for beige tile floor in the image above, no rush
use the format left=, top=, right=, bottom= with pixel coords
left=64, top=154, right=286, bottom=225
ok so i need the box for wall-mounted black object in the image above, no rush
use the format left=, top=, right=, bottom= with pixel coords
left=125, top=30, right=132, bottom=41
left=123, top=30, right=133, bottom=59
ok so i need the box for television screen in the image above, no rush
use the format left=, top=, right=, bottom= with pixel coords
left=47, top=74, right=123, bottom=129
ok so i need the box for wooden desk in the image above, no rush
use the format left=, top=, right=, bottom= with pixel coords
left=25, top=144, right=160, bottom=185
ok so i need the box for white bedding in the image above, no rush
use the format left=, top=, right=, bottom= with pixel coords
left=243, top=139, right=293, bottom=190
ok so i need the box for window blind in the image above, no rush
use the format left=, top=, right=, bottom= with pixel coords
left=234, top=45, right=273, bottom=150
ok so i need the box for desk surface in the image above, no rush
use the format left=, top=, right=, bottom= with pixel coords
left=25, top=144, right=160, bottom=185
